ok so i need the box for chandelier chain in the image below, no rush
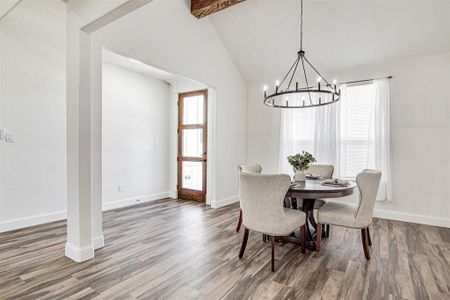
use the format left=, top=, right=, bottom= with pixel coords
left=300, top=0, right=304, bottom=50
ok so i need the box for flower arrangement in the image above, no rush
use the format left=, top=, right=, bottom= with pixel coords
left=287, top=151, right=316, bottom=171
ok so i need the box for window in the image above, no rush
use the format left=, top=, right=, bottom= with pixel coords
left=339, top=83, right=375, bottom=178
left=279, top=78, right=391, bottom=201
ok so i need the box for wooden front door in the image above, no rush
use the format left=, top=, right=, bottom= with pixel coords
left=177, top=90, right=208, bottom=202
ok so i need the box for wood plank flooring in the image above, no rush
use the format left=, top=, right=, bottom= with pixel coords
left=1, top=198, right=449, bottom=299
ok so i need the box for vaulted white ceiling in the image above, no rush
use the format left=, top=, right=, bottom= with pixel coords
left=209, top=0, right=450, bottom=83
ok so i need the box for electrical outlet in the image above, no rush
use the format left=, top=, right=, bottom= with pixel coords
left=118, top=184, right=124, bottom=192
left=136, top=198, right=142, bottom=203
left=6, top=133, right=15, bottom=143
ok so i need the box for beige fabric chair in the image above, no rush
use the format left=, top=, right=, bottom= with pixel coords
left=238, top=173, right=306, bottom=271
left=235, top=164, right=262, bottom=232
left=307, top=164, right=334, bottom=237
left=239, top=164, right=263, bottom=174
left=307, top=164, right=334, bottom=178
left=295, top=164, right=334, bottom=210
left=316, top=169, right=382, bottom=260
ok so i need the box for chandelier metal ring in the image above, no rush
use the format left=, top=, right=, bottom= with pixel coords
left=263, top=0, right=340, bottom=109
left=264, top=89, right=340, bottom=109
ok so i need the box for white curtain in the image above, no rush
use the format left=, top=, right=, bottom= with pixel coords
left=372, top=79, right=391, bottom=201
left=278, top=98, right=340, bottom=174
left=279, top=79, right=391, bottom=201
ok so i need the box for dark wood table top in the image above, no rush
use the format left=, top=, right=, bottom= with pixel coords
left=286, top=178, right=357, bottom=199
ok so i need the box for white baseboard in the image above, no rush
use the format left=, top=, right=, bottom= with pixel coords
left=0, top=210, right=67, bottom=233
left=102, top=192, right=171, bottom=211
left=168, top=189, right=177, bottom=199
left=374, top=209, right=450, bottom=228
left=2, top=194, right=448, bottom=233
left=208, top=196, right=450, bottom=228
left=65, top=242, right=94, bottom=262
left=92, top=235, right=105, bottom=250
left=211, top=195, right=239, bottom=209
left=0, top=192, right=171, bottom=233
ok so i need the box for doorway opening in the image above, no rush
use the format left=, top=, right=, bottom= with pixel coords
left=101, top=49, right=216, bottom=209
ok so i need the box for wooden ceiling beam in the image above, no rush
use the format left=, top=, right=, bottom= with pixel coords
left=191, top=0, right=246, bottom=19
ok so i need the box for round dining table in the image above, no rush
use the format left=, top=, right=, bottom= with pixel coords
left=283, top=178, right=357, bottom=250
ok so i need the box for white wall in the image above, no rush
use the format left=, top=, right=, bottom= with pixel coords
left=93, top=0, right=247, bottom=206
left=102, top=62, right=170, bottom=209
left=0, top=0, right=67, bottom=231
left=246, top=51, right=450, bottom=227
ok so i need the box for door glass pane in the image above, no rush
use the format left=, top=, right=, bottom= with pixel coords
left=182, top=161, right=202, bottom=191
left=183, top=95, right=204, bottom=125
left=182, top=129, right=203, bottom=157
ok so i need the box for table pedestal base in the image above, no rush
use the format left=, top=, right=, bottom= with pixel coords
left=276, top=197, right=328, bottom=251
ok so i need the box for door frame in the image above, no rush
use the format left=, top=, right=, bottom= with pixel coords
left=177, top=89, right=208, bottom=202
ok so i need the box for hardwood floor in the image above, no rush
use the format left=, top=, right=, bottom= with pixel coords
left=1, top=198, right=449, bottom=299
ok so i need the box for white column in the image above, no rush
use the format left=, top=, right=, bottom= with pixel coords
left=65, top=27, right=94, bottom=262
left=91, top=39, right=104, bottom=250
left=65, top=0, right=153, bottom=262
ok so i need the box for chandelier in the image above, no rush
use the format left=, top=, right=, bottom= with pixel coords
left=263, top=0, right=340, bottom=108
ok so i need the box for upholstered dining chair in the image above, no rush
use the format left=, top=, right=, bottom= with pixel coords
left=235, top=164, right=262, bottom=232
left=305, top=163, right=334, bottom=209
left=309, top=164, right=334, bottom=234
left=316, top=169, right=382, bottom=260
left=291, top=164, right=335, bottom=209
left=238, top=173, right=306, bottom=271
left=293, top=164, right=334, bottom=236
left=307, top=164, right=334, bottom=179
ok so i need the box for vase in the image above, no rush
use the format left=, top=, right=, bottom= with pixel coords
left=294, top=169, right=306, bottom=182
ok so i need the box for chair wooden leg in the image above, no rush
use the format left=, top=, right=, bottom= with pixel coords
left=236, top=209, right=243, bottom=232
left=300, top=225, right=306, bottom=254
left=326, top=224, right=330, bottom=238
left=284, top=196, right=291, bottom=208
left=239, top=228, right=249, bottom=258
left=271, top=236, right=276, bottom=272
left=316, top=223, right=322, bottom=252
left=367, top=227, right=372, bottom=247
left=361, top=228, right=371, bottom=260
